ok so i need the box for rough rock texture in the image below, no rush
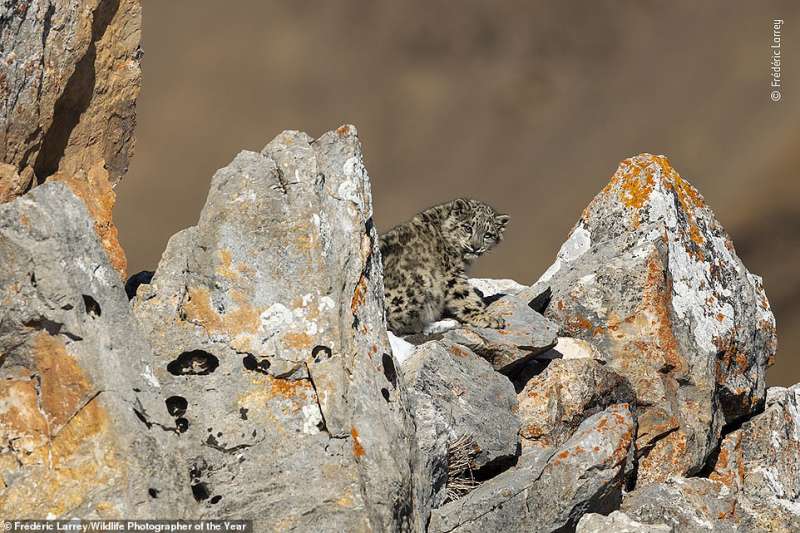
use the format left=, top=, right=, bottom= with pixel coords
left=429, top=404, right=636, bottom=533
left=401, top=341, right=519, bottom=524
left=517, top=358, right=634, bottom=450
left=406, top=294, right=558, bottom=375
left=0, top=0, right=143, bottom=276
left=621, top=477, right=740, bottom=532
left=577, top=511, right=673, bottom=532
left=536, top=154, right=777, bottom=483
left=132, top=126, right=416, bottom=531
left=0, top=183, right=185, bottom=517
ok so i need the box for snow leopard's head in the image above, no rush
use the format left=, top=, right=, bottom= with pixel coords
left=446, top=198, right=510, bottom=261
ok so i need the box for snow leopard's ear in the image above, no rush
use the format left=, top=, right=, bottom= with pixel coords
left=452, top=198, right=470, bottom=217
left=495, top=214, right=510, bottom=229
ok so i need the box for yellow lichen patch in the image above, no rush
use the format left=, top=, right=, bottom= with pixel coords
left=33, top=333, right=94, bottom=430
left=351, top=427, right=365, bottom=458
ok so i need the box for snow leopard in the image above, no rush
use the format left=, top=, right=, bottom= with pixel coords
left=379, top=198, right=510, bottom=335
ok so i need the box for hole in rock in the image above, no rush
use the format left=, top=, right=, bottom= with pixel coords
left=165, top=396, right=188, bottom=417
left=312, top=345, right=332, bottom=363
left=239, top=408, right=248, bottom=420
left=382, top=353, right=397, bottom=388
left=209, top=495, right=222, bottom=505
left=82, top=294, right=101, bottom=317
left=167, top=350, right=219, bottom=376
left=125, top=270, right=154, bottom=300
left=175, top=418, right=189, bottom=433
left=148, top=488, right=159, bottom=498
left=381, top=388, right=390, bottom=402
left=242, top=354, right=270, bottom=374
left=191, top=483, right=210, bottom=502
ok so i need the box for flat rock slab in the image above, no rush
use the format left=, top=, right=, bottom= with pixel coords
left=429, top=404, right=636, bottom=533
left=406, top=294, right=558, bottom=376
left=577, top=511, right=673, bottom=532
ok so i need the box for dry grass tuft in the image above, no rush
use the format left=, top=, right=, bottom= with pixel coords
left=444, top=434, right=481, bottom=502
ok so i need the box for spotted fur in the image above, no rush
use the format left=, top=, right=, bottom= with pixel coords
left=379, top=198, right=510, bottom=335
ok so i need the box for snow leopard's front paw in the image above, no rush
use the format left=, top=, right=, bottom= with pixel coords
left=464, top=313, right=507, bottom=330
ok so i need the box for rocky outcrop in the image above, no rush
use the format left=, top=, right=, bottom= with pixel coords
left=535, top=154, right=777, bottom=484
left=0, top=109, right=789, bottom=533
left=130, top=127, right=416, bottom=530
left=0, top=0, right=143, bottom=275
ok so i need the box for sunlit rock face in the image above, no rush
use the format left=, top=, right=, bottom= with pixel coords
left=536, top=154, right=776, bottom=483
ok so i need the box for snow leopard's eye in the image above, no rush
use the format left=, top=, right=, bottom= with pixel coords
left=461, top=224, right=472, bottom=232
left=485, top=232, right=496, bottom=240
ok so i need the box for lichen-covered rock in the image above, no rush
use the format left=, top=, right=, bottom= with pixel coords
left=429, top=404, right=636, bottom=533
left=577, top=510, right=673, bottom=532
left=401, top=340, right=520, bottom=523
left=536, top=154, right=776, bottom=483
left=0, top=183, right=186, bottom=518
left=517, top=358, right=634, bottom=450
left=407, top=294, right=558, bottom=376
left=0, top=0, right=142, bottom=276
left=621, top=477, right=740, bottom=532
left=709, top=385, right=800, bottom=528
left=132, top=126, right=416, bottom=531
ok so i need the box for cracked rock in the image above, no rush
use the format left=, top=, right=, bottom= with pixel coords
left=536, top=153, right=776, bottom=484
left=577, top=510, right=673, bottom=532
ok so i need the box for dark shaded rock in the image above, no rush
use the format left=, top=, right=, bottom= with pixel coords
left=125, top=270, right=154, bottom=299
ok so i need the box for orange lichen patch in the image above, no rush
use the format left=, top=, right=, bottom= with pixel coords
left=182, top=286, right=261, bottom=336
left=595, top=418, right=609, bottom=431
left=33, top=332, right=94, bottom=431
left=0, top=392, right=123, bottom=518
left=283, top=332, right=314, bottom=350
left=337, top=124, right=353, bottom=136
left=574, top=446, right=586, bottom=454
left=50, top=165, right=127, bottom=278
left=558, top=450, right=570, bottom=459
left=351, top=275, right=367, bottom=314
left=215, top=249, right=238, bottom=279
left=351, top=427, right=365, bottom=458
left=0, top=379, right=49, bottom=462
left=337, top=495, right=354, bottom=508
left=268, top=376, right=314, bottom=400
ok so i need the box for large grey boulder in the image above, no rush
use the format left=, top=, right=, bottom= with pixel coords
left=0, top=184, right=187, bottom=517
left=132, top=126, right=416, bottom=531
left=429, top=403, right=636, bottom=533
left=400, top=340, right=520, bottom=524
left=532, top=154, right=777, bottom=483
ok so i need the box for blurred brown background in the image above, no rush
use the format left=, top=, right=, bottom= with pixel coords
left=117, top=1, right=799, bottom=385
